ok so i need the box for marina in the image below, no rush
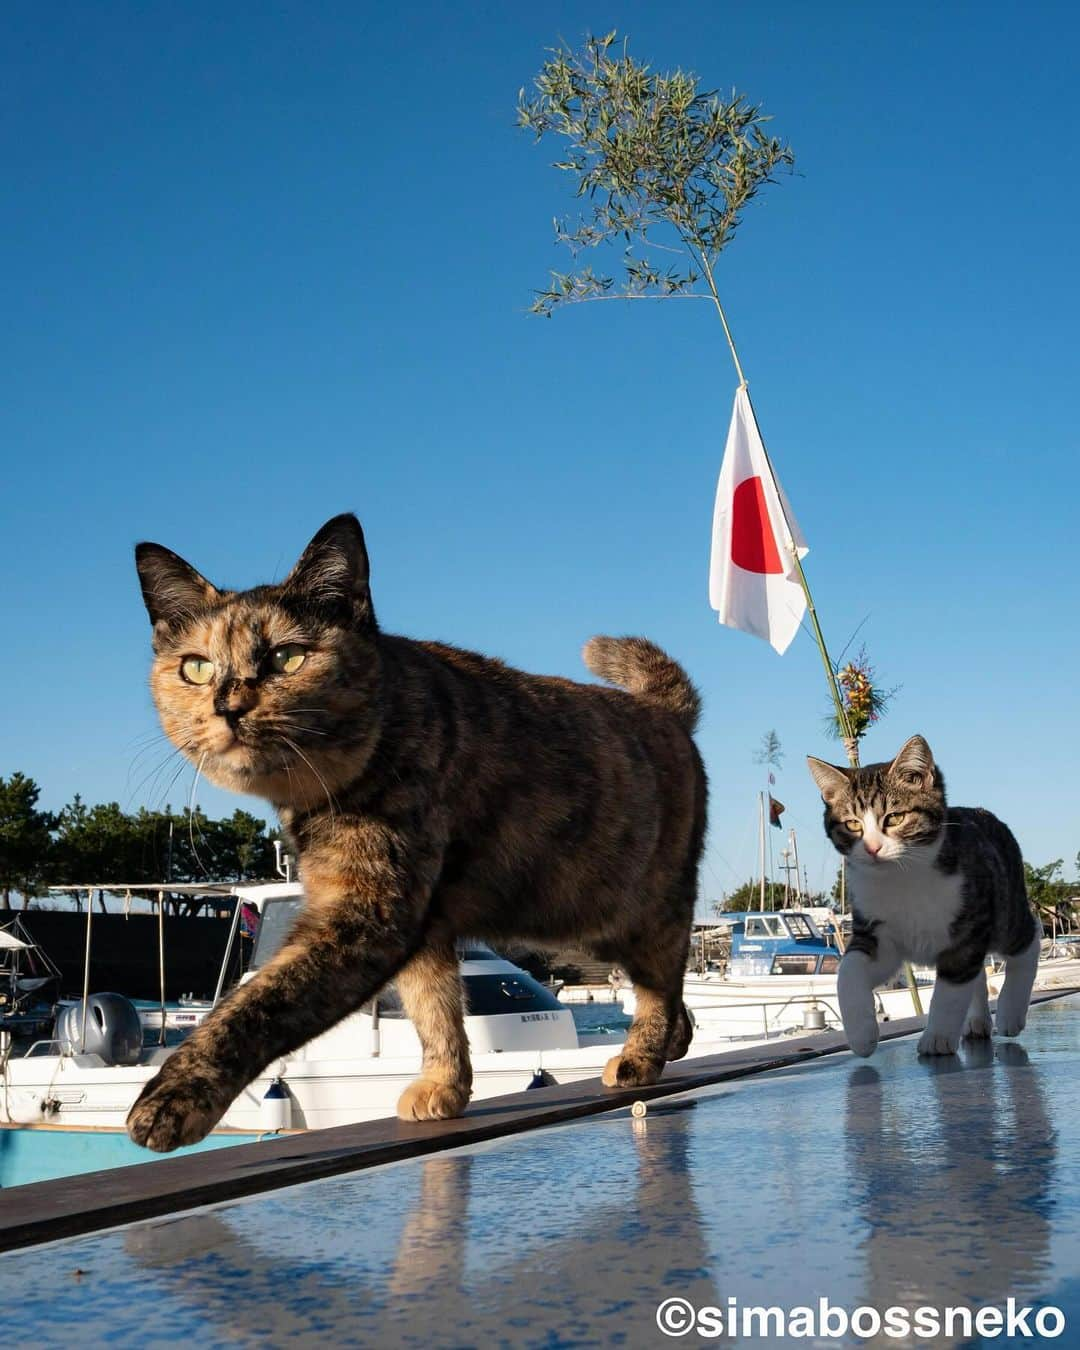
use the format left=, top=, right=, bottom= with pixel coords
left=1, top=988, right=1076, bottom=1347
left=4, top=5, right=1078, bottom=1344
left=2, top=882, right=637, bottom=1143
left=4, top=886, right=1076, bottom=1179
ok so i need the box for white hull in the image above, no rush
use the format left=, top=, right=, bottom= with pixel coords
left=621, top=969, right=1008, bottom=1041
left=557, top=986, right=622, bottom=1005
left=0, top=1041, right=621, bottom=1132
left=0, top=1025, right=774, bottom=1133
left=15, top=958, right=1065, bottom=1136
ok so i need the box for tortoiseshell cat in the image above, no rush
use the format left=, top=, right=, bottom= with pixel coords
left=807, top=736, right=1040, bottom=1058
left=128, top=515, right=707, bottom=1151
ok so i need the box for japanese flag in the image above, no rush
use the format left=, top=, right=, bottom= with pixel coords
left=709, top=387, right=808, bottom=655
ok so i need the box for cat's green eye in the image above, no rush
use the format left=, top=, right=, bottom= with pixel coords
left=180, top=657, right=214, bottom=686
left=844, top=818, right=863, bottom=834
left=884, top=812, right=908, bottom=828
left=270, top=644, right=307, bottom=675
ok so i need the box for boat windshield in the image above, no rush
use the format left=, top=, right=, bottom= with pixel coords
left=250, top=897, right=303, bottom=970
left=248, top=908, right=505, bottom=976
left=745, top=915, right=785, bottom=938
left=783, top=915, right=815, bottom=938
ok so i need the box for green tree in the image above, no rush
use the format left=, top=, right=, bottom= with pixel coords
left=1024, top=858, right=1075, bottom=930
left=203, top=810, right=277, bottom=882
left=10, top=776, right=283, bottom=911
left=0, top=773, right=55, bottom=908
left=713, top=879, right=823, bottom=914
left=518, top=31, right=792, bottom=320
left=54, top=798, right=145, bottom=884
left=754, top=730, right=783, bottom=771
left=715, top=879, right=778, bottom=913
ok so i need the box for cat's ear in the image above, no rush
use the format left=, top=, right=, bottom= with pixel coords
left=889, top=735, right=936, bottom=788
left=806, top=756, right=850, bottom=803
left=135, top=543, right=220, bottom=627
left=283, top=514, right=374, bottom=624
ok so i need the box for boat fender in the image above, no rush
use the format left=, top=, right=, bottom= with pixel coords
left=8, top=1095, right=46, bottom=1125
left=527, top=1069, right=556, bottom=1090
left=260, top=1078, right=292, bottom=1132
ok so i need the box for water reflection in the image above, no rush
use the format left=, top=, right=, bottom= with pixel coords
left=121, top=1104, right=721, bottom=1345
left=846, top=1041, right=1056, bottom=1347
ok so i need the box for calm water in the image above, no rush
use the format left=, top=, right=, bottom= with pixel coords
left=10, top=998, right=1078, bottom=1346
left=569, top=1001, right=631, bottom=1036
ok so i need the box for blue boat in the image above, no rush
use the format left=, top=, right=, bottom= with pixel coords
left=723, top=910, right=841, bottom=978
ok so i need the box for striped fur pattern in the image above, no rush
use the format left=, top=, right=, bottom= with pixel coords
left=128, top=515, right=707, bottom=1150
left=808, top=735, right=1038, bottom=1057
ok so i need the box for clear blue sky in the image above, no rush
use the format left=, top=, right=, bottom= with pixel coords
left=3, top=2, right=1078, bottom=910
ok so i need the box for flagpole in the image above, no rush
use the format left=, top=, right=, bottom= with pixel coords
left=766, top=796, right=776, bottom=908
left=743, top=387, right=857, bottom=754
left=758, top=793, right=766, bottom=912
left=703, top=275, right=855, bottom=751
left=706, top=280, right=923, bottom=1014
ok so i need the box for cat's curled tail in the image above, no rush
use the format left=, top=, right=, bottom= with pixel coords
left=583, top=636, right=701, bottom=733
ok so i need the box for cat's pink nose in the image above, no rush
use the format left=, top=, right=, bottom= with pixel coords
left=863, top=839, right=883, bottom=858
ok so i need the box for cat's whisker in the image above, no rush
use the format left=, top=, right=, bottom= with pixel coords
left=126, top=747, right=183, bottom=806
left=278, top=733, right=340, bottom=826
left=130, top=737, right=201, bottom=812
left=263, top=718, right=329, bottom=738
left=125, top=732, right=172, bottom=768
left=186, top=752, right=213, bottom=878
left=149, top=757, right=193, bottom=815
left=125, top=733, right=176, bottom=781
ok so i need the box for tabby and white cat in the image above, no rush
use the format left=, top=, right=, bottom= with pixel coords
left=807, top=735, right=1040, bottom=1058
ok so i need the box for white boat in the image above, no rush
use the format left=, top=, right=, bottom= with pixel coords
left=620, top=909, right=1007, bottom=1042
left=0, top=881, right=702, bottom=1135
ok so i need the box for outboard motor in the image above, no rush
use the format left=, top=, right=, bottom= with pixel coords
left=57, top=993, right=143, bottom=1066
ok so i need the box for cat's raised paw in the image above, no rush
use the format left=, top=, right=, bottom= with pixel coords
left=917, top=1029, right=959, bottom=1057
left=396, top=1077, right=470, bottom=1122
left=126, top=1083, right=222, bottom=1153
left=602, top=1052, right=663, bottom=1089
left=844, top=1019, right=879, bottom=1058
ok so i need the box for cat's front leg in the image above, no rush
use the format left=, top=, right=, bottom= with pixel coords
left=837, top=937, right=900, bottom=1058
left=995, top=924, right=1042, bottom=1037
left=394, top=939, right=472, bottom=1121
left=961, top=966, right=993, bottom=1040
left=128, top=835, right=441, bottom=1152
left=919, top=956, right=983, bottom=1056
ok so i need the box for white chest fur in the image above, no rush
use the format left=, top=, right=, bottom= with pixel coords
left=849, top=859, right=965, bottom=964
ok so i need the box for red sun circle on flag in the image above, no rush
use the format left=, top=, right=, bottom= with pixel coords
left=730, top=475, right=784, bottom=574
